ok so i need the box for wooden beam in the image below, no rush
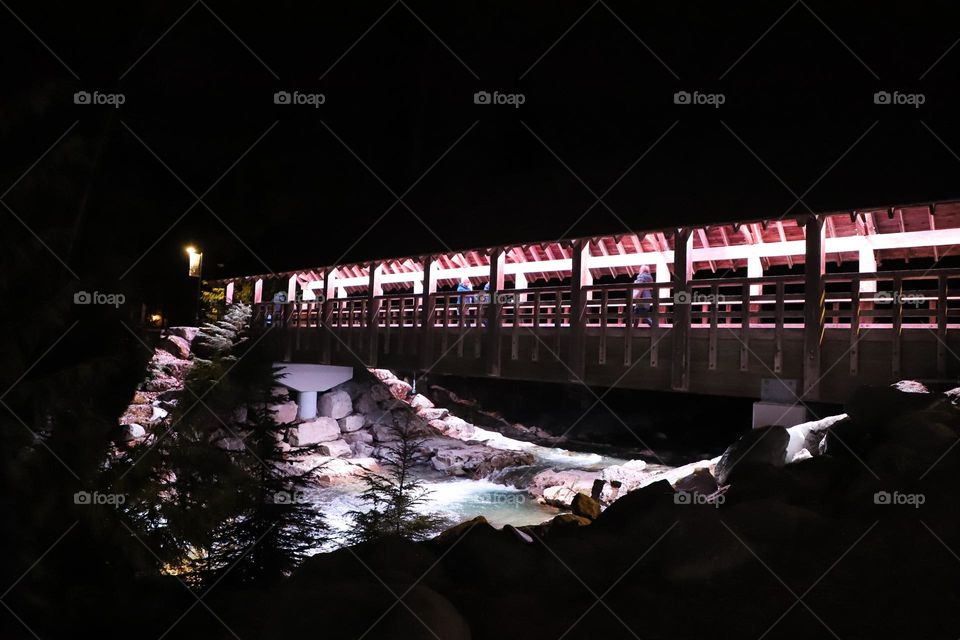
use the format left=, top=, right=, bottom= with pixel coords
left=671, top=228, right=693, bottom=392
left=419, top=257, right=438, bottom=370
left=366, top=263, right=384, bottom=365
left=569, top=239, right=590, bottom=381
left=486, top=248, right=505, bottom=376
left=696, top=228, right=717, bottom=272
left=803, top=215, right=826, bottom=401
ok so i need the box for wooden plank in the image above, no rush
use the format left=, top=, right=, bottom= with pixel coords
left=569, top=239, right=590, bottom=380
left=486, top=249, right=505, bottom=375
left=740, top=282, right=750, bottom=371
left=624, top=285, right=634, bottom=366
left=511, top=294, right=520, bottom=361
left=849, top=277, right=860, bottom=376
left=708, top=283, right=718, bottom=370
left=419, top=257, right=438, bottom=370
left=774, top=280, right=784, bottom=374
left=671, top=229, right=693, bottom=391
left=532, top=291, right=541, bottom=362
left=803, top=215, right=825, bottom=399
left=892, top=275, right=902, bottom=379
left=599, top=289, right=608, bottom=365
left=938, top=275, right=948, bottom=375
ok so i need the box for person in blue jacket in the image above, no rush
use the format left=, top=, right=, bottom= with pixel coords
left=632, top=265, right=654, bottom=327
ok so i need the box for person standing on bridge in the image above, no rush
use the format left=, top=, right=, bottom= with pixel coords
left=455, top=277, right=474, bottom=325
left=632, top=265, right=654, bottom=327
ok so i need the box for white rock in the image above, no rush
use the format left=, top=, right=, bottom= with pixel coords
left=319, top=390, right=352, bottom=419
left=159, top=335, right=191, bottom=359
left=151, top=406, right=169, bottom=422
left=409, top=394, right=434, bottom=410
left=783, top=413, right=847, bottom=462
left=418, top=407, right=450, bottom=421
left=289, top=417, right=340, bottom=446
left=269, top=400, right=299, bottom=424
left=542, top=485, right=578, bottom=508
left=892, top=380, right=929, bottom=393
left=318, top=439, right=352, bottom=457
left=386, top=379, right=412, bottom=400
left=371, top=369, right=396, bottom=382
left=338, top=414, right=365, bottom=433
left=790, top=448, right=813, bottom=463
left=122, top=423, right=146, bottom=441
left=168, top=326, right=199, bottom=343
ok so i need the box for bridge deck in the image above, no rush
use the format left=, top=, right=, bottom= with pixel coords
left=250, top=267, right=960, bottom=404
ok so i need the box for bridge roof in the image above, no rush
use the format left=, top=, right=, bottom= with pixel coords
left=213, top=199, right=960, bottom=294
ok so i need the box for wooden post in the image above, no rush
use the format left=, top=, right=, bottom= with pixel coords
left=225, top=281, right=234, bottom=305
left=671, top=228, right=693, bottom=391
left=568, top=239, right=590, bottom=381
left=486, top=248, right=505, bottom=376
left=321, top=268, right=336, bottom=363
left=803, top=215, right=826, bottom=400
left=366, top=262, right=383, bottom=365
left=419, top=256, right=438, bottom=370
left=254, top=278, right=263, bottom=304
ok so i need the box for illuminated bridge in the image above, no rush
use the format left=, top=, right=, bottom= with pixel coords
left=212, top=201, right=960, bottom=407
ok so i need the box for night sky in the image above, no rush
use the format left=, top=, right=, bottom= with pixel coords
left=4, top=2, right=960, bottom=316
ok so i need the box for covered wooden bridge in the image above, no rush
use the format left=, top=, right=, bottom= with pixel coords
left=213, top=200, right=960, bottom=405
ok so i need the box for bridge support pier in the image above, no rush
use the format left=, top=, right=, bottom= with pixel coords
left=297, top=391, right=317, bottom=420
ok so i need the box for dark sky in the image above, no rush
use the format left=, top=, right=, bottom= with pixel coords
left=4, top=1, right=960, bottom=304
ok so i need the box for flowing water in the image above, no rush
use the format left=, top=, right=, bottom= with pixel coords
left=309, top=424, right=668, bottom=550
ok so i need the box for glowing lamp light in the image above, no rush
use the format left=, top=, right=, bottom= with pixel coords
left=186, top=246, right=203, bottom=277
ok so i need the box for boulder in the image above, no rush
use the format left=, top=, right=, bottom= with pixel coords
left=551, top=514, right=593, bottom=528
left=715, top=425, right=789, bottom=485
left=370, top=384, right=392, bottom=403
left=168, top=326, right=199, bottom=343
left=387, top=379, right=413, bottom=400
left=409, top=394, right=434, bottom=410
left=119, top=404, right=154, bottom=425
left=350, top=442, right=375, bottom=458
left=232, top=405, right=248, bottom=425
left=355, top=393, right=379, bottom=415
left=318, top=439, right=352, bottom=457
left=844, top=385, right=944, bottom=434
left=370, top=369, right=396, bottom=382
left=121, top=423, right=146, bottom=441
left=318, top=390, right=352, bottom=420
left=269, top=400, right=299, bottom=425
left=342, top=430, right=373, bottom=445
left=289, top=418, right=340, bottom=446
left=214, top=433, right=245, bottom=451
left=673, top=467, right=719, bottom=496
left=418, top=407, right=450, bottom=421
left=571, top=492, right=601, bottom=520
left=436, top=416, right=476, bottom=440
left=159, top=335, right=191, bottom=359
left=337, top=414, right=365, bottom=433
left=542, top=485, right=578, bottom=508
left=893, top=380, right=929, bottom=393
left=372, top=424, right=400, bottom=442
left=783, top=413, right=848, bottom=461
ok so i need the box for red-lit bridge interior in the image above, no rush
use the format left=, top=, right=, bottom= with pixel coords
left=213, top=201, right=960, bottom=404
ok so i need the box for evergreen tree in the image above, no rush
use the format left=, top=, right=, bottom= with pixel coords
left=347, top=423, right=450, bottom=543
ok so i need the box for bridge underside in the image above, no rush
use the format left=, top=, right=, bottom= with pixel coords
left=272, top=321, right=960, bottom=405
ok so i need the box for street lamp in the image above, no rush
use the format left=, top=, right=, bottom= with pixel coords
left=186, top=246, right=203, bottom=325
